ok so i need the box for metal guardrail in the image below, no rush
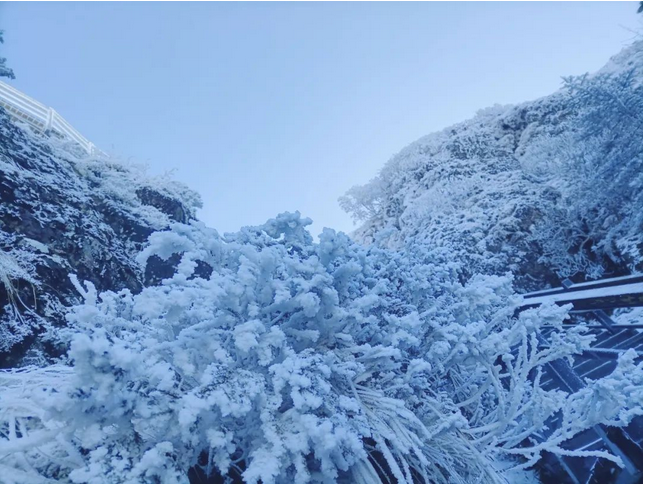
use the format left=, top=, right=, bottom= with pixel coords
left=0, top=80, right=98, bottom=155
left=520, top=274, right=643, bottom=484
left=520, top=273, right=643, bottom=312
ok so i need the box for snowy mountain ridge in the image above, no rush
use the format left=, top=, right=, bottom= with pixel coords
left=341, top=41, right=643, bottom=289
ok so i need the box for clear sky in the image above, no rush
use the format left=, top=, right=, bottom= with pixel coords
left=0, top=1, right=641, bottom=237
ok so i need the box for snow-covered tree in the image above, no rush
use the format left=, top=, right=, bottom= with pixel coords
left=0, top=213, right=641, bottom=483
left=532, top=47, right=643, bottom=277
left=341, top=42, right=643, bottom=288
left=0, top=30, right=15, bottom=80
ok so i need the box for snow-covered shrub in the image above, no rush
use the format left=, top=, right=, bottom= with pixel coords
left=0, top=212, right=641, bottom=483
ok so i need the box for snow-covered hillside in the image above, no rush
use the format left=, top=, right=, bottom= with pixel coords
left=0, top=43, right=641, bottom=484
left=341, top=42, right=643, bottom=290
left=0, top=211, right=641, bottom=483
left=0, top=111, right=201, bottom=366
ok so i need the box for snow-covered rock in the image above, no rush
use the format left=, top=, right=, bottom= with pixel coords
left=0, top=109, right=202, bottom=366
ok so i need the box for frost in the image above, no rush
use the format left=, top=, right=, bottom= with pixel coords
left=0, top=104, right=202, bottom=360
left=0, top=212, right=641, bottom=483
left=0, top=41, right=642, bottom=485
left=342, top=42, right=643, bottom=289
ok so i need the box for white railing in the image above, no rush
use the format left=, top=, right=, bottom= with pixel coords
left=0, top=80, right=98, bottom=155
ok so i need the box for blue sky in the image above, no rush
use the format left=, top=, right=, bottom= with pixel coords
left=0, top=1, right=640, bottom=237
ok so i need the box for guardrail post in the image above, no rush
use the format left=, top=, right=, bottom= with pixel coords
left=45, top=107, right=55, bottom=131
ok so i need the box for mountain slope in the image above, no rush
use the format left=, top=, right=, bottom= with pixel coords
left=0, top=43, right=641, bottom=484
left=0, top=111, right=202, bottom=366
left=341, top=42, right=643, bottom=290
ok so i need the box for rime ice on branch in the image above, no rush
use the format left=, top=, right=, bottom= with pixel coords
left=0, top=212, right=641, bottom=483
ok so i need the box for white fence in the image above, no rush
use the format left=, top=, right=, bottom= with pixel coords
left=0, top=80, right=98, bottom=155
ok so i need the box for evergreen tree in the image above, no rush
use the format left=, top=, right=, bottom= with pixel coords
left=0, top=30, right=15, bottom=80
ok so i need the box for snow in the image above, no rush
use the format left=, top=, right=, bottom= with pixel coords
left=0, top=42, right=642, bottom=484
left=522, top=282, right=643, bottom=307
left=0, top=103, right=204, bottom=362
left=0, top=211, right=641, bottom=483
left=341, top=41, right=643, bottom=289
